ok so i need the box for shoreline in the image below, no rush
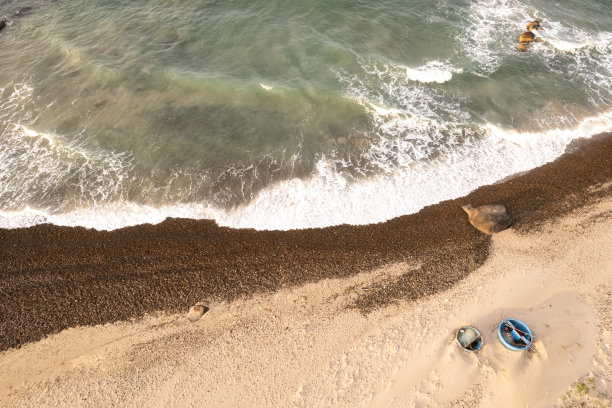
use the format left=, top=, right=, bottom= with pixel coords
left=1, top=132, right=612, bottom=352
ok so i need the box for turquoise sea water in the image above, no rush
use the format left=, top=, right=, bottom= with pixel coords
left=0, top=0, right=611, bottom=229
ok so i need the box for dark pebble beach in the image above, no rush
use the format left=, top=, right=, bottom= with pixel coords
left=1, top=132, right=611, bottom=352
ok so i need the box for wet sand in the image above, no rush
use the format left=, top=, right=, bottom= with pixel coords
left=1, top=132, right=611, bottom=352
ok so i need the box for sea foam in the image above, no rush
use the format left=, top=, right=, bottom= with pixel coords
left=404, top=61, right=462, bottom=84
left=2, top=110, right=610, bottom=231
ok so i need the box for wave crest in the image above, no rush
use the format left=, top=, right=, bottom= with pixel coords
left=404, top=61, right=462, bottom=84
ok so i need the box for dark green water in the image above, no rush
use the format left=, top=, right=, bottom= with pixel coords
left=0, top=0, right=611, bottom=229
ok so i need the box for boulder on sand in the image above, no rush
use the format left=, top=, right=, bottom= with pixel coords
left=462, top=204, right=512, bottom=234
left=187, top=302, right=209, bottom=322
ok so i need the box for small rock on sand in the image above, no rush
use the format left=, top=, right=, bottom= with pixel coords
left=462, top=204, right=512, bottom=234
left=0, top=19, right=8, bottom=31
left=187, top=302, right=209, bottom=322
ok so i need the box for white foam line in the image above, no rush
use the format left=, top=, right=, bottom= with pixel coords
left=212, top=111, right=612, bottom=230
left=2, top=110, right=610, bottom=231
left=0, top=203, right=221, bottom=231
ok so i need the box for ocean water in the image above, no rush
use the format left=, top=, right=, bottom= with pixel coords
left=0, top=0, right=611, bottom=230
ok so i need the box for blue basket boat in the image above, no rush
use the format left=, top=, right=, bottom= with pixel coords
left=456, top=326, right=483, bottom=352
left=498, top=318, right=533, bottom=350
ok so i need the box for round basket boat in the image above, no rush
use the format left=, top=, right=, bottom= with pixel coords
left=498, top=318, right=533, bottom=350
left=456, top=325, right=483, bottom=352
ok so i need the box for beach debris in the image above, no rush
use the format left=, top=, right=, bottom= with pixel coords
left=0, top=18, right=7, bottom=32
left=498, top=318, right=534, bottom=351
left=187, top=302, right=209, bottom=322
left=456, top=325, right=483, bottom=352
left=462, top=204, right=512, bottom=234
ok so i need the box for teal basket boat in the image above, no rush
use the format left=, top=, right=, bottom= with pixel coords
left=498, top=319, right=533, bottom=350
left=456, top=326, right=483, bottom=352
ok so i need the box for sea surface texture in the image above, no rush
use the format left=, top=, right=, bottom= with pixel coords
left=0, top=0, right=611, bottom=230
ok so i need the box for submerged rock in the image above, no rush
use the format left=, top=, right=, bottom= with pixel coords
left=462, top=204, right=512, bottom=234
left=517, top=43, right=527, bottom=51
left=518, top=32, right=536, bottom=43
left=13, top=6, right=34, bottom=18
left=352, top=137, right=370, bottom=150
left=187, top=302, right=209, bottom=322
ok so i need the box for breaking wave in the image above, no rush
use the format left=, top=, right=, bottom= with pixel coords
left=2, top=110, right=611, bottom=231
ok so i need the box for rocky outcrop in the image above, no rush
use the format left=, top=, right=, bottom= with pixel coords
left=517, top=21, right=544, bottom=51
left=526, top=21, right=542, bottom=31
left=462, top=204, right=512, bottom=234
left=518, top=32, right=536, bottom=43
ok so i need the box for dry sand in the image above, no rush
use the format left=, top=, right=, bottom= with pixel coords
left=1, top=195, right=611, bottom=407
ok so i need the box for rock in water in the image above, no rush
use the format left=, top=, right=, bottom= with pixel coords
left=535, top=37, right=543, bottom=42
left=462, top=204, right=512, bottom=234
left=526, top=21, right=542, bottom=31
left=187, top=302, right=209, bottom=322
left=517, top=43, right=527, bottom=51
left=0, top=19, right=7, bottom=32
left=518, top=32, right=536, bottom=43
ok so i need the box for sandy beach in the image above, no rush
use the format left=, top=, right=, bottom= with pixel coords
left=2, top=1, right=612, bottom=406
left=1, top=178, right=611, bottom=407
left=1, top=133, right=611, bottom=407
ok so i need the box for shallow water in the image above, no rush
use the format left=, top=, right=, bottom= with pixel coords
left=0, top=0, right=611, bottom=229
